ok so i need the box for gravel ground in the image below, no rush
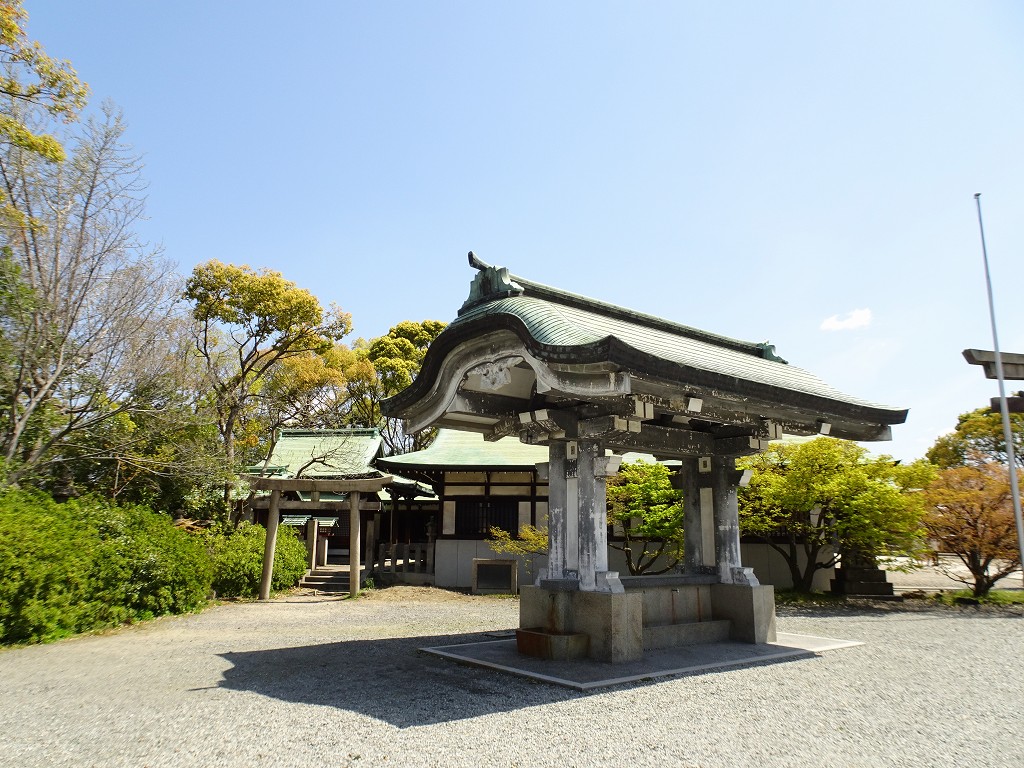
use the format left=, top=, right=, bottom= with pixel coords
left=1, top=587, right=1021, bottom=768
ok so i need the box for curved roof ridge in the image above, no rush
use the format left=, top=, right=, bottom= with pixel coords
left=466, top=252, right=784, bottom=362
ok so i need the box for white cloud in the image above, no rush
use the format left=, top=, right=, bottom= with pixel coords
left=820, top=308, right=872, bottom=332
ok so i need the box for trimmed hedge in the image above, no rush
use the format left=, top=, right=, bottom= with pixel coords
left=0, top=491, right=312, bottom=645
left=209, top=522, right=309, bottom=598
left=0, top=491, right=211, bottom=644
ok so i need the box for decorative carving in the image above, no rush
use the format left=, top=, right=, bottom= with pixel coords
left=466, top=355, right=524, bottom=391
left=460, top=258, right=524, bottom=313
left=725, top=566, right=761, bottom=586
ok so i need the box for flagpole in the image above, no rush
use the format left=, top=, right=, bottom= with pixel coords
left=974, top=193, right=1024, bottom=583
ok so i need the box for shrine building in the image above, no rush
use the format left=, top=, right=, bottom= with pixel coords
left=382, top=253, right=907, bottom=662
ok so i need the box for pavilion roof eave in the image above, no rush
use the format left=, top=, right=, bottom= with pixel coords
left=383, top=255, right=907, bottom=448
left=243, top=474, right=393, bottom=494
left=384, top=317, right=905, bottom=437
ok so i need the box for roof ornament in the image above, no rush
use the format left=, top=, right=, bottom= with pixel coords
left=460, top=251, right=524, bottom=314
left=756, top=342, right=788, bottom=364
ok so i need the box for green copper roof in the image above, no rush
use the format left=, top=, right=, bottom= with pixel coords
left=265, top=429, right=383, bottom=477
left=377, top=428, right=548, bottom=469
left=453, top=293, right=888, bottom=411
left=383, top=254, right=907, bottom=438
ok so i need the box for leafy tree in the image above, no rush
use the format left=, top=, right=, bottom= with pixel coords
left=486, top=523, right=549, bottom=578
left=183, top=261, right=352, bottom=490
left=346, top=319, right=446, bottom=454
left=927, top=406, right=1024, bottom=469
left=0, top=104, right=178, bottom=486
left=924, top=462, right=1022, bottom=597
left=0, top=0, right=88, bottom=163
left=739, top=438, right=934, bottom=592
left=606, top=460, right=685, bottom=575
left=249, top=344, right=361, bottom=470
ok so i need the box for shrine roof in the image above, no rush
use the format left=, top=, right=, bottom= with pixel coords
left=386, top=253, right=905, bottom=427
left=376, top=428, right=549, bottom=471
left=262, top=429, right=384, bottom=478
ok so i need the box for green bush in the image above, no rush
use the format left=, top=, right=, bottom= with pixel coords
left=85, top=502, right=212, bottom=621
left=0, top=491, right=212, bottom=645
left=209, top=523, right=308, bottom=598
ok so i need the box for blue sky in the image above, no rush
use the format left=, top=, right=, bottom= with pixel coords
left=28, top=1, right=1024, bottom=462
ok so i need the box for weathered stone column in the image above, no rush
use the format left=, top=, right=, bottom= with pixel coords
left=711, top=455, right=758, bottom=586
left=577, top=441, right=623, bottom=592
left=576, top=440, right=601, bottom=591
left=258, top=489, right=282, bottom=601
left=678, top=457, right=704, bottom=573
left=543, top=441, right=569, bottom=581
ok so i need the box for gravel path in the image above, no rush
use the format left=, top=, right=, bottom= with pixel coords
left=1, top=588, right=1021, bottom=768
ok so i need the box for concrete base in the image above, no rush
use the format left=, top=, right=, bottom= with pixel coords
left=643, top=619, right=731, bottom=650
left=516, top=628, right=590, bottom=660
left=710, top=583, right=777, bottom=644
left=520, top=585, right=643, bottom=662
left=423, top=632, right=863, bottom=691
left=519, top=579, right=777, bottom=663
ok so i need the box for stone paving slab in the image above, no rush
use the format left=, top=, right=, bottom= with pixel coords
left=421, top=631, right=861, bottom=690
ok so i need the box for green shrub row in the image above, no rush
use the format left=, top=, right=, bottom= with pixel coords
left=0, top=491, right=309, bottom=645
left=208, top=521, right=309, bottom=598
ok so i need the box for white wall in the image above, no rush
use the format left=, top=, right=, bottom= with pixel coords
left=432, top=540, right=834, bottom=591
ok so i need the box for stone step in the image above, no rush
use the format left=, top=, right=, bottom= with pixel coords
left=835, top=568, right=891, bottom=583
left=831, top=580, right=895, bottom=596
left=300, top=572, right=351, bottom=593
left=643, top=619, right=732, bottom=650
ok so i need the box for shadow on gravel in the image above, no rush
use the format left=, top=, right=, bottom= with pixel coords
left=217, top=632, right=584, bottom=726
left=216, top=631, right=829, bottom=727
left=775, top=602, right=1024, bottom=620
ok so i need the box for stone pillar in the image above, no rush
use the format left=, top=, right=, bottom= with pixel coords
left=349, top=490, right=362, bottom=595
left=679, top=457, right=704, bottom=573
left=577, top=441, right=623, bottom=593
left=544, top=441, right=569, bottom=581
left=577, top=440, right=600, bottom=591
left=258, top=489, right=282, bottom=601
left=711, top=455, right=758, bottom=586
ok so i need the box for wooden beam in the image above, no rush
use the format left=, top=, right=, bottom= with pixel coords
left=578, top=417, right=716, bottom=456
left=243, top=475, right=393, bottom=493
left=713, top=434, right=769, bottom=457
left=247, top=499, right=381, bottom=512
left=451, top=390, right=529, bottom=416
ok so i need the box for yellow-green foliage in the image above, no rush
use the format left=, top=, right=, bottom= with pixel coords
left=184, top=260, right=352, bottom=351
left=739, top=438, right=935, bottom=591
left=487, top=524, right=549, bottom=557
left=0, top=0, right=88, bottom=162
left=486, top=524, right=548, bottom=578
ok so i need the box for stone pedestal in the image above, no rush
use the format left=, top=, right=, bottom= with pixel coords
left=830, top=566, right=895, bottom=597
left=518, top=579, right=777, bottom=660
left=519, top=584, right=643, bottom=662
left=709, top=583, right=777, bottom=644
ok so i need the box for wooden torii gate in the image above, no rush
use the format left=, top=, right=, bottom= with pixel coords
left=245, top=474, right=393, bottom=599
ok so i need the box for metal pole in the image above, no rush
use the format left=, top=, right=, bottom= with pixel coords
left=974, top=193, right=1024, bottom=582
